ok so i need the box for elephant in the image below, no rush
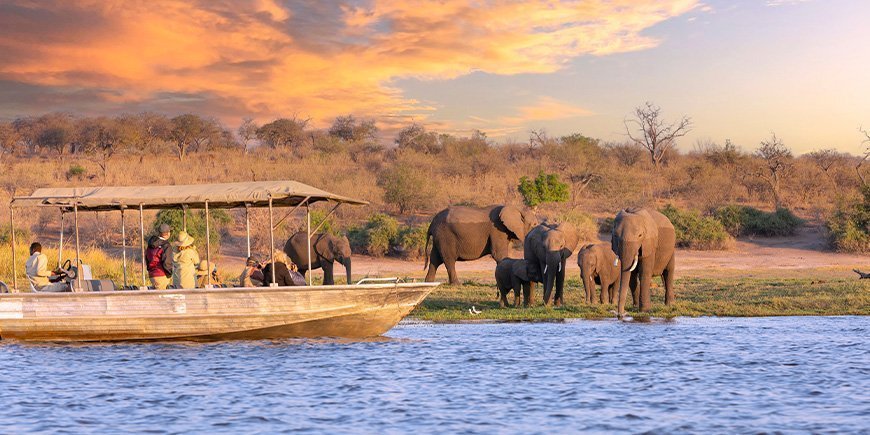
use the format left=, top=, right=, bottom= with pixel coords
left=494, top=258, right=535, bottom=308
left=424, top=205, right=537, bottom=285
left=577, top=243, right=619, bottom=304
left=524, top=222, right=579, bottom=307
left=283, top=232, right=352, bottom=285
left=611, top=207, right=676, bottom=317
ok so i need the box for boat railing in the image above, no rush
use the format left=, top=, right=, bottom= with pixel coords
left=355, top=277, right=404, bottom=285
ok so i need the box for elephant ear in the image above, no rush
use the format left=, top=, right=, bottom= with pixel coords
left=319, top=235, right=336, bottom=262
left=498, top=206, right=525, bottom=240
left=640, top=219, right=657, bottom=258
left=514, top=261, right=530, bottom=282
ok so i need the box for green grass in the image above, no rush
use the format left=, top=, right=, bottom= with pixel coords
left=412, top=276, right=870, bottom=321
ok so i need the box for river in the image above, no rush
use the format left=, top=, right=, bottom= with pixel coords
left=0, top=316, right=867, bottom=433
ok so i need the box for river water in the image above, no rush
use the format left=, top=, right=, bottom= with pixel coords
left=0, top=317, right=867, bottom=433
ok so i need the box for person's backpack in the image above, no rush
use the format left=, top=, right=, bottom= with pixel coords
left=145, top=245, right=165, bottom=275
left=289, top=270, right=306, bottom=286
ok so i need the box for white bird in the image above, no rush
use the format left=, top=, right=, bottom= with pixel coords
left=469, top=306, right=482, bottom=315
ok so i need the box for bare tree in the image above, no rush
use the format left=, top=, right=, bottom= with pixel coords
left=857, top=126, right=870, bottom=187
left=753, top=133, right=793, bottom=209
left=805, top=148, right=845, bottom=182
left=624, top=102, right=692, bottom=169
left=238, top=117, right=258, bottom=154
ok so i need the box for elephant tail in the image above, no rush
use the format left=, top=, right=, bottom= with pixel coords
left=423, top=230, right=432, bottom=271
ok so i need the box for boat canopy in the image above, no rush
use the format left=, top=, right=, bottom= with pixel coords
left=11, top=180, right=368, bottom=211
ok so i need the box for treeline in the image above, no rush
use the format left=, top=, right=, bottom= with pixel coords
left=1, top=111, right=869, bottom=253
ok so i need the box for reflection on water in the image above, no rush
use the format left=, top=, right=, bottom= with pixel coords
left=1, top=317, right=868, bottom=433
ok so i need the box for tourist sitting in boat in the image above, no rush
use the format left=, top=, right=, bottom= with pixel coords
left=262, top=250, right=300, bottom=287
left=238, top=256, right=264, bottom=287
left=25, top=242, right=69, bottom=292
left=145, top=224, right=173, bottom=290
left=196, top=260, right=222, bottom=288
left=287, top=261, right=307, bottom=286
left=171, top=231, right=199, bottom=289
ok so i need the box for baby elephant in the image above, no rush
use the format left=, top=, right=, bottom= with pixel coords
left=494, top=258, right=534, bottom=307
left=577, top=243, right=620, bottom=304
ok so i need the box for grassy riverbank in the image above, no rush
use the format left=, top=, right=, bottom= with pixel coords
left=412, top=275, right=870, bottom=321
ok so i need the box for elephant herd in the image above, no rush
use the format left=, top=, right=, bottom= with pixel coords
left=424, top=205, right=677, bottom=317
left=283, top=203, right=675, bottom=317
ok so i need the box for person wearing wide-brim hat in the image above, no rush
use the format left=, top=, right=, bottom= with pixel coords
left=171, top=231, right=199, bottom=289
left=196, top=259, right=222, bottom=288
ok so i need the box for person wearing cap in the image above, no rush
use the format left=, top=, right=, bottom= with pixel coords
left=145, top=223, right=174, bottom=289
left=171, top=231, right=199, bottom=289
left=196, top=260, right=222, bottom=288
left=238, top=256, right=264, bottom=287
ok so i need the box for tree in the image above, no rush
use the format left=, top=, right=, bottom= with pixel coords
left=169, top=114, right=219, bottom=160
left=517, top=171, right=570, bottom=208
left=624, top=102, right=692, bottom=169
left=0, top=122, right=20, bottom=155
left=256, top=117, right=309, bottom=150
left=857, top=126, right=870, bottom=187
left=238, top=117, right=258, bottom=154
left=753, top=133, right=793, bottom=208
left=395, top=123, right=442, bottom=154
left=329, top=115, right=378, bottom=142
left=76, top=117, right=123, bottom=180
left=377, top=165, right=430, bottom=214
left=805, top=148, right=846, bottom=182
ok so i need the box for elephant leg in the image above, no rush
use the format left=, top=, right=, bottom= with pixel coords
left=608, top=282, right=617, bottom=304
left=511, top=278, right=522, bottom=307
left=663, top=255, right=676, bottom=306
left=630, top=272, right=639, bottom=307
left=425, top=248, right=443, bottom=282
left=638, top=265, right=653, bottom=312
left=525, top=281, right=535, bottom=307
left=599, top=275, right=607, bottom=304
left=498, top=287, right=508, bottom=308
left=554, top=261, right=566, bottom=307
left=582, top=274, right=595, bottom=305
left=444, top=258, right=459, bottom=285
left=322, top=261, right=334, bottom=286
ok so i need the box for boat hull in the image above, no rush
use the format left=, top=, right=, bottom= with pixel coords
left=0, top=283, right=437, bottom=342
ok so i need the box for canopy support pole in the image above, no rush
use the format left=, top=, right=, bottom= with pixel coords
left=74, top=202, right=82, bottom=292
left=58, top=211, right=64, bottom=266
left=205, top=200, right=211, bottom=288
left=306, top=202, right=312, bottom=286
left=272, top=196, right=312, bottom=230
left=245, top=203, right=251, bottom=258
left=268, top=196, right=276, bottom=287
left=121, top=207, right=128, bottom=289
left=10, top=205, right=17, bottom=292
left=139, top=204, right=146, bottom=290
left=310, top=203, right=341, bottom=236
left=182, top=205, right=188, bottom=231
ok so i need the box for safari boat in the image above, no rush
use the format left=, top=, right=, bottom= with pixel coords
left=0, top=181, right=438, bottom=342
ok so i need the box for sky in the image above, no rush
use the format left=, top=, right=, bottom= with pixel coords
left=0, top=0, right=868, bottom=154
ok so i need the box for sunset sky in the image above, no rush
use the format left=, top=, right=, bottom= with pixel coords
left=0, top=0, right=867, bottom=153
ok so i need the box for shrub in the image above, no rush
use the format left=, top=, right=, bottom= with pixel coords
left=554, top=210, right=599, bottom=243
left=827, top=186, right=870, bottom=253
left=347, top=213, right=399, bottom=257
left=152, top=209, right=232, bottom=252
left=309, top=209, right=341, bottom=236
left=395, top=224, right=429, bottom=259
left=660, top=204, right=733, bottom=250
left=713, top=205, right=804, bottom=237
left=66, top=164, right=86, bottom=181
left=378, top=165, right=430, bottom=214
left=517, top=171, right=569, bottom=208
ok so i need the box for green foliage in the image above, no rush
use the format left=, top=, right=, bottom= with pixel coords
left=347, top=213, right=399, bottom=257
left=827, top=186, right=870, bottom=253
left=713, top=205, right=804, bottom=237
left=309, top=209, right=341, bottom=236
left=152, top=209, right=232, bottom=252
left=517, top=171, right=570, bottom=208
left=378, top=165, right=430, bottom=214
left=660, top=204, right=732, bottom=250
left=395, top=224, right=429, bottom=259
left=66, top=164, right=86, bottom=180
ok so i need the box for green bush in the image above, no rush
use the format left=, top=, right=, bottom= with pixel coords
left=66, top=164, right=86, bottom=181
left=827, top=186, right=870, bottom=253
left=660, top=204, right=732, bottom=250
left=152, top=209, right=232, bottom=252
left=347, top=213, right=399, bottom=257
left=517, top=171, right=569, bottom=208
left=395, top=224, right=429, bottom=259
left=378, top=165, right=430, bottom=214
left=309, top=209, right=341, bottom=236
left=713, top=205, right=803, bottom=237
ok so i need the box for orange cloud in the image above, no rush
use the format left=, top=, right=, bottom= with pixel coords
left=0, top=0, right=698, bottom=130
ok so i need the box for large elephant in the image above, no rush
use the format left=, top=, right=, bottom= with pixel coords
left=425, top=205, right=537, bottom=285
left=283, top=232, right=352, bottom=285
left=611, top=207, right=676, bottom=317
left=524, top=222, right=579, bottom=307
left=494, top=258, right=534, bottom=308
left=577, top=243, right=619, bottom=304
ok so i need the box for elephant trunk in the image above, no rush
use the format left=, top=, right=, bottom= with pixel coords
left=542, top=251, right=560, bottom=306
left=342, top=257, right=352, bottom=285
left=616, top=240, right=640, bottom=318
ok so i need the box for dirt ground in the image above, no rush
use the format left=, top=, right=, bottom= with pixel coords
left=215, top=225, right=868, bottom=282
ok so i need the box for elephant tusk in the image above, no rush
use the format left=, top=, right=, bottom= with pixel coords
left=558, top=262, right=561, bottom=272
left=613, top=258, right=619, bottom=267
left=628, top=255, right=639, bottom=272
left=543, top=265, right=548, bottom=275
